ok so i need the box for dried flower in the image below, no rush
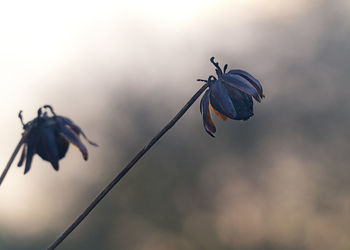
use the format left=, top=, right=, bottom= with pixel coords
left=17, top=105, right=97, bottom=174
left=198, top=57, right=264, bottom=137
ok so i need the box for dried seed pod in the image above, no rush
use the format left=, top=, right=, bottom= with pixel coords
left=199, top=57, right=264, bottom=137
left=18, top=105, right=97, bottom=174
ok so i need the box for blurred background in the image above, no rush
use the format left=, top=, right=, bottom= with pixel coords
left=1, top=0, right=350, bottom=249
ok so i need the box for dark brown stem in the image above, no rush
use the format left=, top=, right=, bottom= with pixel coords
left=46, top=83, right=208, bottom=250
left=0, top=135, right=26, bottom=186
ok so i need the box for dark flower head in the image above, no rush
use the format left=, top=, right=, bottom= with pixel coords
left=199, top=57, right=264, bottom=137
left=17, top=105, right=98, bottom=174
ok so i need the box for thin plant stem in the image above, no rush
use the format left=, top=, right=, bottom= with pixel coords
left=0, top=134, right=27, bottom=186
left=47, top=83, right=208, bottom=250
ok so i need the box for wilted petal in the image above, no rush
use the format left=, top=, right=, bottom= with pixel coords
left=200, top=90, right=216, bottom=137
left=56, top=135, right=70, bottom=160
left=36, top=127, right=60, bottom=171
left=223, top=73, right=261, bottom=102
left=228, top=69, right=264, bottom=98
left=17, top=144, right=26, bottom=167
left=59, top=116, right=98, bottom=146
left=24, top=131, right=40, bottom=174
left=59, top=124, right=88, bottom=160
left=223, top=83, right=254, bottom=120
left=210, top=104, right=228, bottom=121
left=209, top=79, right=237, bottom=119
left=24, top=146, right=35, bottom=174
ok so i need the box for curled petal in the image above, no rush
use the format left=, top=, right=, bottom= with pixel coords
left=56, top=135, right=70, bottom=160
left=223, top=83, right=254, bottom=120
left=59, top=125, right=88, bottom=160
left=36, top=127, right=60, bottom=171
left=17, top=144, right=26, bottom=167
left=59, top=116, right=98, bottom=146
left=209, top=79, right=237, bottom=119
left=24, top=150, right=34, bottom=174
left=24, top=131, right=40, bottom=174
left=228, top=69, right=264, bottom=98
left=223, top=73, right=261, bottom=102
left=200, top=90, right=216, bottom=137
left=210, top=104, right=227, bottom=121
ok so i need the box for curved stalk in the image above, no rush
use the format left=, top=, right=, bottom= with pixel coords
left=0, top=134, right=27, bottom=186
left=47, top=83, right=208, bottom=250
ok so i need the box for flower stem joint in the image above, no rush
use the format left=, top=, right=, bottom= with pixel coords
left=17, top=105, right=98, bottom=174
left=198, top=57, right=265, bottom=137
